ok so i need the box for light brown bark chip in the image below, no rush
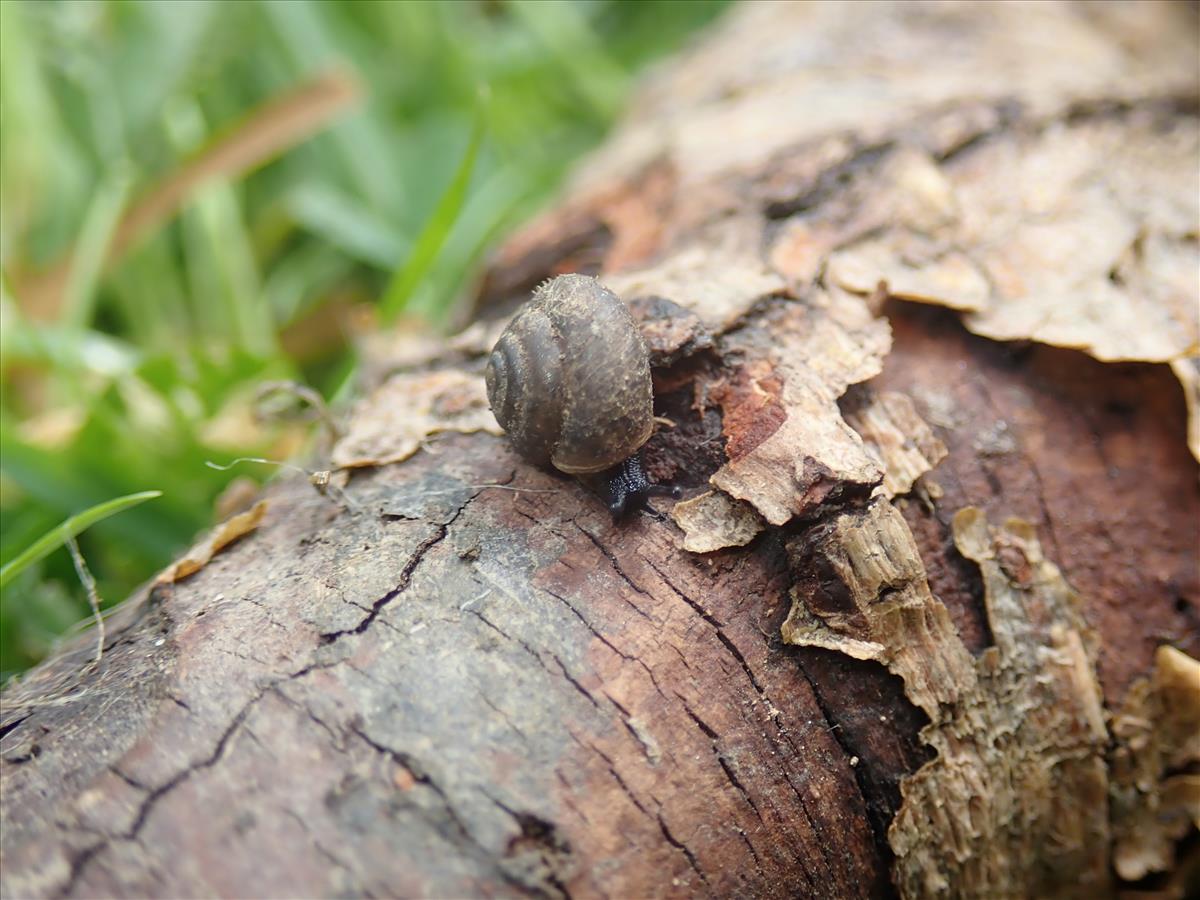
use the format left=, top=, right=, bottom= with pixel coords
left=332, top=369, right=502, bottom=468
left=707, top=291, right=891, bottom=526
left=826, top=235, right=990, bottom=314
left=782, top=500, right=974, bottom=704
left=947, top=117, right=1199, bottom=364
left=842, top=390, right=948, bottom=498
left=770, top=147, right=966, bottom=290
left=626, top=295, right=713, bottom=367
left=671, top=490, right=763, bottom=553
left=605, top=235, right=786, bottom=336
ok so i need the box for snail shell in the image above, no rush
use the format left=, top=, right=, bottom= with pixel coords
left=485, top=275, right=653, bottom=475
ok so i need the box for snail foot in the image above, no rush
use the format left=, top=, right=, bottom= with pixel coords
left=602, top=453, right=680, bottom=522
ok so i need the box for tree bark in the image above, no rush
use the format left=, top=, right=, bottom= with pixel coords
left=3, top=3, right=1198, bottom=898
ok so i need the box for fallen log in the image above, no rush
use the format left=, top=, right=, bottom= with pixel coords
left=3, top=2, right=1198, bottom=897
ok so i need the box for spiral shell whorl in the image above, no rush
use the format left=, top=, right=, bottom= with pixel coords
left=485, top=304, right=564, bottom=467
left=485, top=275, right=653, bottom=475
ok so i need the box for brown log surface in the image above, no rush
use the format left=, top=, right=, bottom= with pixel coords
left=3, top=3, right=1198, bottom=898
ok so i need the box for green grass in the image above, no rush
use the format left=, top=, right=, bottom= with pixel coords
left=0, top=0, right=730, bottom=679
left=0, top=490, right=162, bottom=590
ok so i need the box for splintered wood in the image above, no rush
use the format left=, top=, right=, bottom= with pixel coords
left=706, top=293, right=892, bottom=526
left=842, top=390, right=948, bottom=499
left=783, top=504, right=1112, bottom=895
left=670, top=490, right=763, bottom=553
left=1109, top=645, right=1200, bottom=881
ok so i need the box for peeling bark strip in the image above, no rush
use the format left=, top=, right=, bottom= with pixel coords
left=4, top=2, right=1200, bottom=898
left=842, top=390, right=947, bottom=500
left=781, top=501, right=1187, bottom=895
left=857, top=506, right=1107, bottom=894
left=1109, top=646, right=1200, bottom=882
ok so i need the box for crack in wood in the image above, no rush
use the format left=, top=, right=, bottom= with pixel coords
left=792, top=654, right=895, bottom=874
left=656, top=814, right=711, bottom=889
left=571, top=522, right=655, bottom=620
left=319, top=492, right=477, bottom=645
left=348, top=723, right=488, bottom=857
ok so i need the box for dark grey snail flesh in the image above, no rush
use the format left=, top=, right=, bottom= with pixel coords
left=599, top=453, right=681, bottom=519
left=484, top=274, right=680, bottom=520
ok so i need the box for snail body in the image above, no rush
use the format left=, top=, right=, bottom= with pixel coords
left=485, top=275, right=675, bottom=517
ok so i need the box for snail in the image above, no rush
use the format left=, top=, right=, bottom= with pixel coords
left=485, top=274, right=680, bottom=519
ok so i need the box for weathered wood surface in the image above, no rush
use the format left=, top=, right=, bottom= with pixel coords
left=3, top=2, right=1198, bottom=898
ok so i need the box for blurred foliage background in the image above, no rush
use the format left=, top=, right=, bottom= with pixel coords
left=0, top=0, right=729, bottom=679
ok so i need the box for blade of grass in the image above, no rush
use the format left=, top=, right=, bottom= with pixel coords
left=63, top=534, right=104, bottom=664
left=258, top=0, right=407, bottom=214
left=0, top=490, right=162, bottom=590
left=380, top=115, right=484, bottom=321
left=11, top=68, right=361, bottom=320
left=508, top=0, right=627, bottom=121
left=196, top=180, right=275, bottom=358
left=62, top=166, right=134, bottom=330
left=410, top=165, right=537, bottom=323
left=286, top=183, right=407, bottom=269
